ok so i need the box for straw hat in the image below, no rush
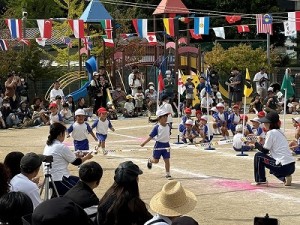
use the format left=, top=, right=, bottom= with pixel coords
left=149, top=180, right=197, bottom=217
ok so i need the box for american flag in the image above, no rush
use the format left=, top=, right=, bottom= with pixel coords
left=256, top=14, right=273, bottom=35
left=61, top=37, right=72, bottom=48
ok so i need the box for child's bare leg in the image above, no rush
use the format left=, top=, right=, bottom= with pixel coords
left=163, top=158, right=170, bottom=173
left=101, top=141, right=105, bottom=149
left=151, top=158, right=159, bottom=164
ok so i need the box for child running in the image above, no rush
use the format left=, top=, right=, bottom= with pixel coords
left=140, top=109, right=172, bottom=179
left=67, top=109, right=98, bottom=155
left=92, top=107, right=115, bottom=155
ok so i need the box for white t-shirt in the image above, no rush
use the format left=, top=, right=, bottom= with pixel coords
left=128, top=72, right=134, bottom=87
left=92, top=119, right=112, bottom=135
left=144, top=214, right=172, bottom=225
left=233, top=133, right=244, bottom=149
left=253, top=72, right=268, bottom=90
left=50, top=88, right=65, bottom=101
left=263, top=129, right=295, bottom=165
left=201, top=96, right=213, bottom=108
left=43, top=140, right=76, bottom=181
left=124, top=102, right=135, bottom=112
left=150, top=124, right=170, bottom=143
left=67, top=122, right=92, bottom=141
left=10, top=173, right=42, bottom=208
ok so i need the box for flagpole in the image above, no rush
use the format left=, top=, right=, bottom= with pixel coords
left=236, top=95, right=248, bottom=156
left=204, top=91, right=215, bottom=150
left=174, top=70, right=184, bottom=144
left=283, top=88, right=287, bottom=132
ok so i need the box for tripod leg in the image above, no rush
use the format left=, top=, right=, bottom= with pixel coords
left=39, top=178, right=46, bottom=196
left=50, top=177, right=60, bottom=198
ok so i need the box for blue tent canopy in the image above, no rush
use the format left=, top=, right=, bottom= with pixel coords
left=80, top=0, right=113, bottom=23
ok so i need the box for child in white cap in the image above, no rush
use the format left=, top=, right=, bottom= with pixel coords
left=141, top=109, right=172, bottom=179
left=67, top=109, right=98, bottom=154
left=182, top=119, right=197, bottom=144
left=212, top=103, right=229, bottom=139
left=198, top=115, right=213, bottom=143
left=232, top=124, right=253, bottom=152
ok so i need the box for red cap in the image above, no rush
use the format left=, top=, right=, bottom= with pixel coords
left=240, top=114, right=248, bottom=121
left=196, top=110, right=202, bottom=115
left=49, top=102, right=58, bottom=109
left=257, top=111, right=266, bottom=118
left=232, top=105, right=240, bottom=109
left=97, top=107, right=107, bottom=114
left=184, top=108, right=192, bottom=114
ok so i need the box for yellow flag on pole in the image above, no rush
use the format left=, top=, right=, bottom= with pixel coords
left=244, top=68, right=253, bottom=97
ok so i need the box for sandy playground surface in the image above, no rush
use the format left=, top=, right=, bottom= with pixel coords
left=0, top=114, right=300, bottom=225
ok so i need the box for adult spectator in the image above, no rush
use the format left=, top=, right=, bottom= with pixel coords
left=0, top=192, right=33, bottom=225
left=10, top=152, right=45, bottom=208
left=1, top=96, right=20, bottom=128
left=112, top=85, right=127, bottom=112
left=208, top=69, right=219, bottom=99
left=4, top=151, right=24, bottom=179
left=145, top=82, right=156, bottom=96
left=172, top=216, right=199, bottom=225
left=145, top=180, right=197, bottom=225
left=66, top=95, right=76, bottom=113
left=225, top=72, right=235, bottom=108
left=96, top=161, right=152, bottom=225
left=89, top=72, right=101, bottom=114
left=17, top=76, right=29, bottom=102
left=43, top=122, right=93, bottom=196
left=163, top=70, right=175, bottom=101
left=49, top=80, right=64, bottom=102
left=128, top=65, right=139, bottom=94
left=98, top=66, right=111, bottom=87
left=32, top=196, right=93, bottom=225
left=0, top=163, right=10, bottom=197
left=230, top=67, right=243, bottom=107
left=184, top=76, right=195, bottom=108
left=263, top=87, right=279, bottom=113
left=253, top=67, right=269, bottom=100
left=145, top=86, right=157, bottom=115
left=98, top=74, right=110, bottom=108
left=249, top=94, right=263, bottom=114
left=64, top=161, right=102, bottom=217
left=4, top=72, right=19, bottom=110
left=130, top=71, right=143, bottom=96
left=196, top=76, right=205, bottom=99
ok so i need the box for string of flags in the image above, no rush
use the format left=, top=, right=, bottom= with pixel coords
left=1, top=11, right=300, bottom=51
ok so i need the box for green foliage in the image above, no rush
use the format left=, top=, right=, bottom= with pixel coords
left=205, top=43, right=280, bottom=78
left=0, top=49, right=21, bottom=78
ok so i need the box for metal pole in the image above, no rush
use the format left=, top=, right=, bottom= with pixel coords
left=267, top=33, right=271, bottom=73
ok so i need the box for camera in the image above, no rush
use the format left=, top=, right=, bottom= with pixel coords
left=43, top=155, right=53, bottom=163
left=22, top=11, right=28, bottom=17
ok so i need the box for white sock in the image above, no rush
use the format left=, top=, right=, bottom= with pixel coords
left=166, top=172, right=170, bottom=176
left=214, top=128, right=218, bottom=134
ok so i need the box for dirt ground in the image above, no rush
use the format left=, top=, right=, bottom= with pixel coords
left=0, top=114, right=299, bottom=225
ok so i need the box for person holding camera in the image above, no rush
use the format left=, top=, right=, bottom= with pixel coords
left=43, top=122, right=93, bottom=197
left=10, top=152, right=46, bottom=208
left=253, top=67, right=269, bottom=100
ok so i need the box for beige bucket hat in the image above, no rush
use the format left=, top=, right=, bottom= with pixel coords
left=149, top=180, right=197, bottom=217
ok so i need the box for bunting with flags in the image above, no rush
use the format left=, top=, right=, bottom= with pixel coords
left=256, top=14, right=273, bottom=35
left=237, top=25, right=250, bottom=33
left=5, top=19, right=22, bottom=39
left=100, top=19, right=113, bottom=39
left=189, top=29, right=202, bottom=39
left=163, top=18, right=178, bottom=37
left=0, top=40, right=8, bottom=51
left=37, top=19, right=52, bottom=39
left=194, top=17, right=210, bottom=35
left=146, top=32, right=157, bottom=45
left=132, top=19, right=148, bottom=38
left=36, top=38, right=47, bottom=46
left=68, top=19, right=85, bottom=38
left=81, top=36, right=92, bottom=50
left=103, top=38, right=114, bottom=48
left=213, top=27, right=225, bottom=39
left=61, top=37, right=72, bottom=48
left=225, top=15, right=241, bottom=24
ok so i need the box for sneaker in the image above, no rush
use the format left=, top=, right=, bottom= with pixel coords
left=284, top=175, right=292, bottom=186
left=165, top=175, right=172, bottom=180
left=147, top=158, right=152, bottom=169
left=251, top=181, right=268, bottom=186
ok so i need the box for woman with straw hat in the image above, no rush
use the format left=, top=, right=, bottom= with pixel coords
left=145, top=180, right=197, bottom=225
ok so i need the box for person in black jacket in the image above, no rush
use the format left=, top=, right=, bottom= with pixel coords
left=64, top=161, right=102, bottom=218
left=96, top=161, right=152, bottom=225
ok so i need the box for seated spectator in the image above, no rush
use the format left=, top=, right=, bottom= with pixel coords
left=32, top=104, right=49, bottom=126
left=107, top=102, right=118, bottom=120
left=77, top=97, right=93, bottom=117
left=55, top=95, right=63, bottom=111
left=1, top=96, right=20, bottom=128
left=123, top=95, right=137, bottom=118
left=286, top=95, right=299, bottom=114
left=112, top=85, right=126, bottom=113
left=31, top=97, right=43, bottom=111
left=17, top=100, right=33, bottom=127
left=60, top=103, right=74, bottom=124
left=145, top=180, right=197, bottom=225
left=96, top=161, right=152, bottom=225
left=0, top=110, right=6, bottom=129
left=249, top=94, right=263, bottom=114
left=263, top=87, right=280, bottom=113
left=4, top=151, right=24, bottom=179
left=32, top=196, right=92, bottom=225
left=145, top=82, right=156, bottom=96
left=10, top=152, right=45, bottom=208
left=289, top=117, right=300, bottom=155
left=66, top=95, right=75, bottom=114
left=0, top=163, right=10, bottom=197
left=48, top=102, right=63, bottom=125
left=0, top=191, right=33, bottom=225
left=64, top=161, right=102, bottom=218
left=172, top=216, right=199, bottom=225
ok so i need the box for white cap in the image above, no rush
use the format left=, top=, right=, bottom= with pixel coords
left=93, top=72, right=99, bottom=76
left=267, top=87, right=273, bottom=92
left=216, top=92, right=222, bottom=99
left=276, top=92, right=283, bottom=98
left=200, top=115, right=208, bottom=121
left=236, top=124, right=243, bottom=132
left=185, top=119, right=194, bottom=125
left=107, top=101, right=112, bottom=105
left=75, top=109, right=86, bottom=116
left=250, top=117, right=261, bottom=123
left=148, top=82, right=154, bottom=86
left=292, top=117, right=300, bottom=124
left=211, top=107, right=218, bottom=112
left=156, top=109, right=169, bottom=117
left=149, top=86, right=155, bottom=90
left=216, top=103, right=225, bottom=108
left=187, top=76, right=193, bottom=80
left=165, top=70, right=171, bottom=75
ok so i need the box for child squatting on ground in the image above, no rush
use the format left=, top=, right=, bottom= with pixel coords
left=67, top=109, right=98, bottom=155
left=92, top=107, right=115, bottom=155
left=140, top=109, right=172, bottom=179
left=289, top=117, right=300, bottom=158
left=232, top=124, right=254, bottom=152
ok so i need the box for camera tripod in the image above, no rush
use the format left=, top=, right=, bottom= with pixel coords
left=40, top=163, right=59, bottom=200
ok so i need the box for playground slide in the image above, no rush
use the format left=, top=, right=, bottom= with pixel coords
left=68, top=56, right=97, bottom=102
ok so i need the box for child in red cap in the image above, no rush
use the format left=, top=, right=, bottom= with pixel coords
left=179, top=108, right=192, bottom=133
left=92, top=107, right=115, bottom=155
left=49, top=102, right=63, bottom=125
